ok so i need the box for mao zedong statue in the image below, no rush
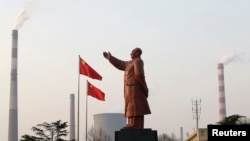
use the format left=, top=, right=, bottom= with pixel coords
left=103, top=47, right=151, bottom=129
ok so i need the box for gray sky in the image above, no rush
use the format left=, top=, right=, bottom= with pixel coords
left=1, top=0, right=250, bottom=140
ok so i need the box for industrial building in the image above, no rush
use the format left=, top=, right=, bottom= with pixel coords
left=185, top=128, right=207, bottom=141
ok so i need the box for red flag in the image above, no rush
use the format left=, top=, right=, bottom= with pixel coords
left=79, top=56, right=102, bottom=80
left=87, top=81, right=105, bottom=101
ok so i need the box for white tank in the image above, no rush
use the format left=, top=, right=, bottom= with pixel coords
left=93, top=113, right=126, bottom=141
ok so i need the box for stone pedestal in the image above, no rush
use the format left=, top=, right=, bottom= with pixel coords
left=115, top=128, right=158, bottom=141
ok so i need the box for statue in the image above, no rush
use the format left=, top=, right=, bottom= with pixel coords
left=103, top=47, right=151, bottom=129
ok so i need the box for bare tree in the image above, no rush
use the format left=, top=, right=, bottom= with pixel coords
left=87, top=126, right=112, bottom=141
left=158, top=133, right=178, bottom=141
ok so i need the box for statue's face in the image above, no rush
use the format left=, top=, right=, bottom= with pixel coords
left=130, top=48, right=138, bottom=59
left=130, top=48, right=141, bottom=59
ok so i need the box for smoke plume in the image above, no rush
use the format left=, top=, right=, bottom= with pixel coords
left=219, top=52, right=248, bottom=65
left=13, top=0, right=38, bottom=29
left=13, top=8, right=29, bottom=30
left=219, top=52, right=237, bottom=65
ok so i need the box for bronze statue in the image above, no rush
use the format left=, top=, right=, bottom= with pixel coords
left=103, top=48, right=151, bottom=129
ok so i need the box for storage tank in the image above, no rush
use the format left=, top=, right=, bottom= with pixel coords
left=93, top=113, right=126, bottom=141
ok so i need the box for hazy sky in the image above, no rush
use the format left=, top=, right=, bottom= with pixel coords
left=1, top=0, right=250, bottom=140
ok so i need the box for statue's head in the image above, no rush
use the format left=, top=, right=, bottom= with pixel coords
left=131, top=47, right=142, bottom=59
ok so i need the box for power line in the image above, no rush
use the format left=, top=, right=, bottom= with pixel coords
left=192, top=99, right=201, bottom=129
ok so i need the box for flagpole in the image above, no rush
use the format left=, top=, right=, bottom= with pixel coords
left=77, top=55, right=80, bottom=141
left=85, top=80, right=88, bottom=141
left=78, top=55, right=103, bottom=141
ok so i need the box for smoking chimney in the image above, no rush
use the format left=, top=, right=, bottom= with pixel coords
left=70, top=94, right=76, bottom=141
left=8, top=30, right=18, bottom=141
left=217, top=63, right=226, bottom=122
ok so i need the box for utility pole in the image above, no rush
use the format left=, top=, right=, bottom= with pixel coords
left=192, top=99, right=201, bottom=130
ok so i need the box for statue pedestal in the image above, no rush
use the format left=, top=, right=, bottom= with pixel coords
left=115, top=128, right=158, bottom=141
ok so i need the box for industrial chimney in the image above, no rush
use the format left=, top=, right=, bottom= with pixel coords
left=8, top=30, right=18, bottom=141
left=70, top=94, right=76, bottom=141
left=217, top=63, right=226, bottom=122
left=180, top=127, right=184, bottom=141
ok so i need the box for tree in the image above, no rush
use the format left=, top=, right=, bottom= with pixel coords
left=52, top=120, right=68, bottom=140
left=87, top=126, right=112, bottom=141
left=158, top=133, right=178, bottom=141
left=21, top=120, right=69, bottom=141
left=20, top=135, right=43, bottom=141
left=218, top=114, right=248, bottom=125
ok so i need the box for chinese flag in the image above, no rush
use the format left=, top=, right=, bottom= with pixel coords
left=87, top=81, right=105, bottom=101
left=79, top=56, right=102, bottom=80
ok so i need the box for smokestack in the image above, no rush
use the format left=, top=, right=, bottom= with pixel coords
left=217, top=63, right=226, bottom=122
left=8, top=30, right=18, bottom=141
left=70, top=94, right=76, bottom=141
left=180, top=127, right=183, bottom=141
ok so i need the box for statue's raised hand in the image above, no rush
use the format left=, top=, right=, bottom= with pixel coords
left=103, top=51, right=111, bottom=60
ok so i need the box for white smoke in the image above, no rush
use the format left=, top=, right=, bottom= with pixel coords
left=13, top=8, right=29, bottom=30
left=13, top=0, right=37, bottom=30
left=219, top=52, right=237, bottom=65
left=218, top=52, right=249, bottom=65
